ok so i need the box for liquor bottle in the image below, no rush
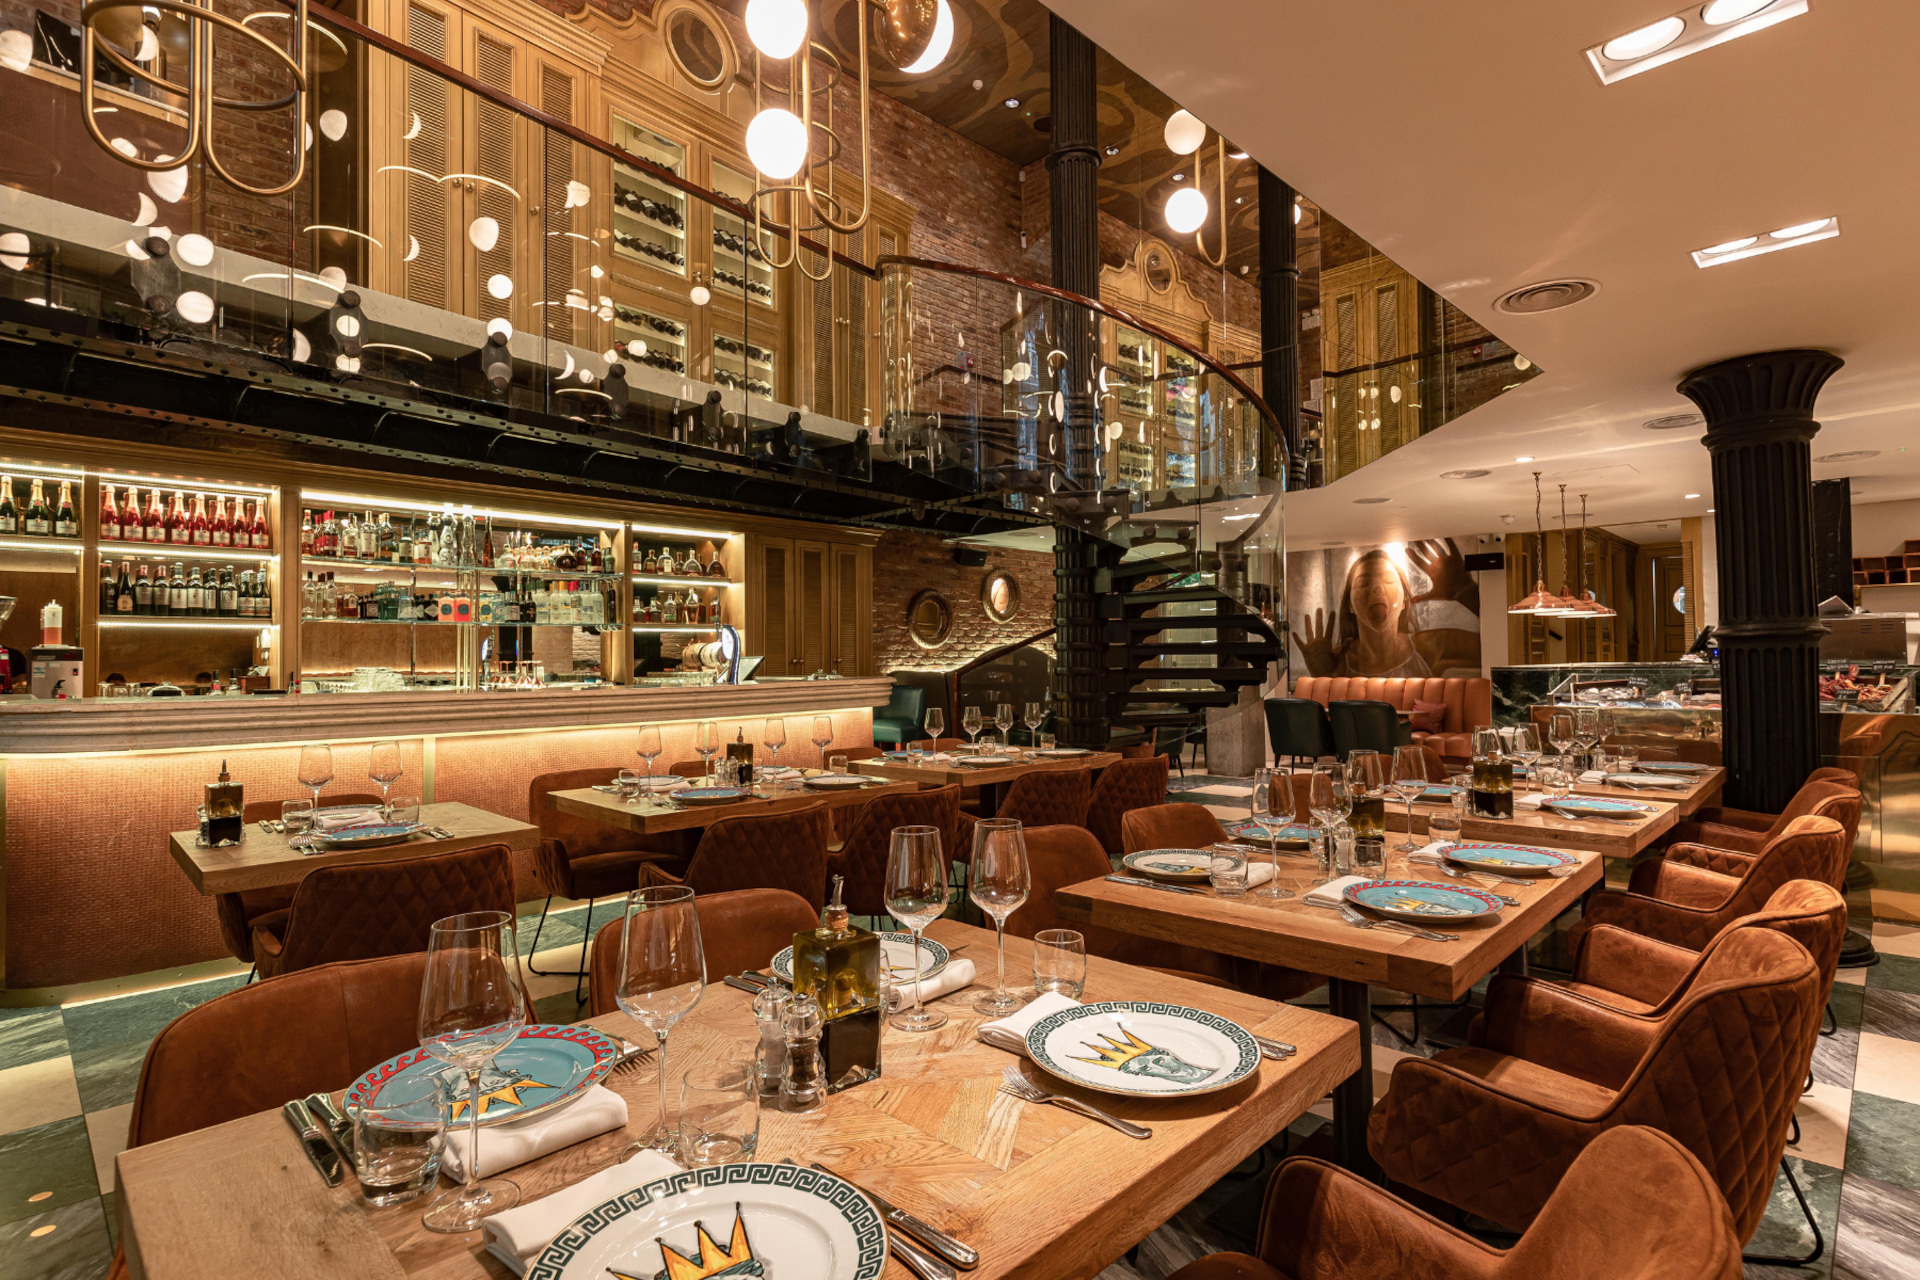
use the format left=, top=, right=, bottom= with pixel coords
left=249, top=499, right=270, bottom=551
left=166, top=491, right=187, bottom=544
left=641, top=546, right=657, bottom=575
left=115, top=559, right=135, bottom=614
left=211, top=496, right=231, bottom=549
left=121, top=485, right=141, bottom=542
left=189, top=493, right=211, bottom=546
left=437, top=510, right=456, bottom=565
left=683, top=587, right=701, bottom=625
left=99, top=558, right=117, bottom=612
left=100, top=483, right=120, bottom=541
left=589, top=541, right=604, bottom=571
left=790, top=874, right=881, bottom=1025
left=338, top=510, right=357, bottom=559
left=377, top=512, right=396, bottom=563
left=186, top=566, right=205, bottom=616
left=132, top=563, right=153, bottom=614
left=168, top=562, right=187, bottom=615
left=24, top=478, right=50, bottom=536
left=661, top=589, right=679, bottom=624
left=300, top=570, right=315, bottom=619
left=240, top=570, right=257, bottom=619
left=53, top=481, right=76, bottom=538
left=479, top=516, right=495, bottom=568
left=300, top=508, right=315, bottom=556
left=218, top=567, right=238, bottom=617
left=0, top=475, right=16, bottom=534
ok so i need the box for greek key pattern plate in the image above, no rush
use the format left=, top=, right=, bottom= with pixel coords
left=1024, top=1000, right=1260, bottom=1098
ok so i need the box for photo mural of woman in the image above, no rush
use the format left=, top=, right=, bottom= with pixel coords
left=1287, top=538, right=1483, bottom=679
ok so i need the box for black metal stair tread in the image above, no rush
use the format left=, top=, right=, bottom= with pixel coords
left=1111, top=667, right=1269, bottom=685
left=1114, top=613, right=1270, bottom=629
left=1113, top=709, right=1224, bottom=723
left=1122, top=641, right=1277, bottom=657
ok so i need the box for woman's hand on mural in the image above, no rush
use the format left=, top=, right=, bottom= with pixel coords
left=1289, top=608, right=1338, bottom=677
left=1408, top=538, right=1478, bottom=609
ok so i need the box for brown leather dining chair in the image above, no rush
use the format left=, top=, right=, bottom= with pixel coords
left=1664, top=776, right=1860, bottom=855
left=1569, top=814, right=1850, bottom=955
left=1121, top=802, right=1230, bottom=855
left=527, top=768, right=694, bottom=999
left=587, top=886, right=820, bottom=1017
left=958, top=766, right=1092, bottom=840
left=1166, top=1125, right=1742, bottom=1280
left=639, top=802, right=834, bottom=910
left=827, top=785, right=961, bottom=916
left=251, top=843, right=516, bottom=979
left=1085, top=755, right=1169, bottom=859
left=218, top=792, right=384, bottom=964
left=1368, top=928, right=1823, bottom=1255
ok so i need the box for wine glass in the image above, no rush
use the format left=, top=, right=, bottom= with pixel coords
left=1306, top=762, right=1351, bottom=886
left=922, top=706, right=946, bottom=751
left=1429, top=776, right=1466, bottom=852
left=1573, top=707, right=1602, bottom=764
left=1509, top=725, right=1542, bottom=788
left=762, top=718, right=787, bottom=779
left=993, top=703, right=1014, bottom=750
left=1547, top=713, right=1574, bottom=762
left=297, top=744, right=334, bottom=811
left=885, top=825, right=950, bottom=1032
left=1390, top=746, right=1428, bottom=851
left=969, top=819, right=1030, bottom=1016
left=693, top=721, right=721, bottom=777
left=811, top=715, right=834, bottom=767
left=1023, top=701, right=1044, bottom=747
left=615, top=886, right=706, bottom=1152
left=962, top=706, right=983, bottom=750
left=417, top=911, right=529, bottom=1233
left=367, top=740, right=402, bottom=815
left=636, top=726, right=663, bottom=784
left=1249, top=767, right=1293, bottom=899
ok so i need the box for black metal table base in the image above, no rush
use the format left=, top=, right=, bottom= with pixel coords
left=1328, top=976, right=1379, bottom=1179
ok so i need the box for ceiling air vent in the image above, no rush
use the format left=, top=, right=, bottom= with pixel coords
left=1643, top=413, right=1704, bottom=431
left=1439, top=469, right=1490, bottom=479
left=1494, top=279, right=1598, bottom=315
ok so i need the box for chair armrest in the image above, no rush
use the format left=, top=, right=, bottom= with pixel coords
left=635, top=862, right=690, bottom=891
left=1679, top=824, right=1768, bottom=855
left=1690, top=806, right=1774, bottom=832
left=1255, top=1157, right=1502, bottom=1280
left=1571, top=924, right=1702, bottom=1006
left=1474, top=976, right=1658, bottom=1090
left=1663, top=843, right=1759, bottom=878
left=1626, top=856, right=1741, bottom=908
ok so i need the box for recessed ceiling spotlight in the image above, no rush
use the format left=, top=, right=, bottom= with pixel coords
left=1816, top=449, right=1880, bottom=463
left=1172, top=172, right=1185, bottom=181
left=1692, top=217, right=1837, bottom=267
left=1644, top=413, right=1704, bottom=431
left=1227, top=148, right=1248, bottom=160
left=1685, top=493, right=1701, bottom=499
left=1004, top=98, right=1020, bottom=109
left=1515, top=455, right=1535, bottom=462
left=1585, top=0, right=1806, bottom=85
left=1440, top=469, right=1490, bottom=479
left=1104, top=144, right=1120, bottom=156
left=1353, top=497, right=1390, bottom=505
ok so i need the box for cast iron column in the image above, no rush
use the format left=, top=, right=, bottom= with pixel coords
left=1046, top=15, right=1113, bottom=749
left=1677, top=349, right=1843, bottom=813
left=1257, top=167, right=1300, bottom=470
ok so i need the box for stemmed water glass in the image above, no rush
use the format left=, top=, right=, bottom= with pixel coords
left=1547, top=713, right=1575, bottom=772
left=811, top=715, right=834, bottom=767
left=1390, top=746, right=1429, bottom=852
left=962, top=706, right=983, bottom=750
left=994, top=703, right=1014, bottom=751
left=1509, top=725, right=1542, bottom=789
left=297, top=744, right=334, bottom=811
left=1249, top=768, right=1293, bottom=899
left=762, top=719, right=787, bottom=780
left=1023, top=701, right=1044, bottom=747
left=636, top=726, right=662, bottom=784
left=884, top=825, right=950, bottom=1032
left=1307, top=762, right=1351, bottom=885
left=693, top=721, right=721, bottom=777
left=1573, top=707, right=1602, bottom=768
left=417, top=911, right=529, bottom=1233
left=923, top=707, right=946, bottom=751
left=615, top=886, right=706, bottom=1152
left=368, top=741, right=402, bottom=815
left=969, top=819, right=1030, bottom=1015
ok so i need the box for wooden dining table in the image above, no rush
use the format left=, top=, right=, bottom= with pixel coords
left=168, top=801, right=540, bottom=894
left=1570, top=765, right=1726, bottom=817
left=851, top=750, right=1122, bottom=816
left=1382, top=792, right=1678, bottom=859
left=114, top=920, right=1360, bottom=1280
left=1056, top=842, right=1605, bottom=1175
left=548, top=775, right=919, bottom=836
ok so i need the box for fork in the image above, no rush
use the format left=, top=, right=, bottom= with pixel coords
left=1338, top=902, right=1460, bottom=944
left=607, top=1035, right=655, bottom=1076
left=997, top=1066, right=1150, bottom=1139
left=1434, top=864, right=1520, bottom=906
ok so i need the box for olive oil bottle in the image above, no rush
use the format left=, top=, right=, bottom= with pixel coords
left=1469, top=737, right=1514, bottom=819
left=789, top=876, right=882, bottom=1090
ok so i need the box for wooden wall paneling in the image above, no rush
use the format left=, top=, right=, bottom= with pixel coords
left=748, top=535, right=793, bottom=675
left=792, top=539, right=830, bottom=674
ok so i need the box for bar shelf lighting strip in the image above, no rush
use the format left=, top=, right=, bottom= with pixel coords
left=101, top=547, right=279, bottom=564
left=302, top=491, right=625, bottom=533
left=630, top=522, right=740, bottom=540
left=0, top=537, right=86, bottom=554
left=94, top=471, right=277, bottom=498
left=631, top=575, right=740, bottom=588
left=99, top=619, right=280, bottom=630
left=0, top=460, right=89, bottom=480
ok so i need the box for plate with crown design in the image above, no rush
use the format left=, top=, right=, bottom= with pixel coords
left=346, top=1024, right=621, bottom=1131
left=1023, top=1000, right=1260, bottom=1098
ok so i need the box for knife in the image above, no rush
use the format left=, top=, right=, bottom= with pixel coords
left=303, top=1093, right=354, bottom=1167
left=282, top=1099, right=343, bottom=1186
left=722, top=976, right=765, bottom=995
left=809, top=1163, right=978, bottom=1270
left=1104, top=874, right=1204, bottom=895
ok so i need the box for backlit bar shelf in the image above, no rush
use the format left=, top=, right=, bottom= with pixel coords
left=102, top=546, right=278, bottom=564
left=99, top=619, right=278, bottom=630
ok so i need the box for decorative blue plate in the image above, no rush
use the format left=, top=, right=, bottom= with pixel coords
left=677, top=785, right=751, bottom=806
left=313, top=821, right=425, bottom=849
left=1415, top=784, right=1462, bottom=802
left=1225, top=820, right=1319, bottom=846
left=1444, top=842, right=1580, bottom=876
left=1121, top=848, right=1216, bottom=882
left=346, top=1024, right=621, bottom=1130
left=1344, top=879, right=1503, bottom=922
left=1634, top=760, right=1711, bottom=774
left=771, top=933, right=949, bottom=984
left=1543, top=796, right=1653, bottom=819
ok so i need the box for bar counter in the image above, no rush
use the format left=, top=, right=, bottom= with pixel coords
left=0, top=678, right=891, bottom=993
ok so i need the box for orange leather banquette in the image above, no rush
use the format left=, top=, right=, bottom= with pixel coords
left=1292, top=675, right=1492, bottom=761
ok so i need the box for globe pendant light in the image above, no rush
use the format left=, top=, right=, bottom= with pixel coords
left=1163, top=109, right=1207, bottom=156
left=1165, top=186, right=1209, bottom=234
left=900, top=0, right=954, bottom=74
left=745, top=0, right=809, bottom=60
left=1510, top=471, right=1564, bottom=615
left=746, top=107, right=809, bottom=179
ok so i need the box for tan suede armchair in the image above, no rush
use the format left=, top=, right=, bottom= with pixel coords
left=1664, top=777, right=1860, bottom=860
left=1367, top=929, right=1823, bottom=1244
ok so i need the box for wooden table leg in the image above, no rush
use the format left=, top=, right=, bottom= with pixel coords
left=1328, top=976, right=1380, bottom=1179
left=1498, top=945, right=1530, bottom=977
left=978, top=782, right=1004, bottom=818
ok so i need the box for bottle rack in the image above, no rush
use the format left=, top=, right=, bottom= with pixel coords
left=629, top=527, right=735, bottom=632
left=611, top=117, right=688, bottom=279
left=711, top=162, right=776, bottom=309
left=0, top=460, right=85, bottom=546
left=613, top=305, right=688, bottom=376
left=711, top=331, right=774, bottom=398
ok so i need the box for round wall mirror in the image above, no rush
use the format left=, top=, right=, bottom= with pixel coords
left=982, top=571, right=1020, bottom=622
left=663, top=1, right=735, bottom=90
left=1143, top=246, right=1175, bottom=293
left=907, top=589, right=954, bottom=649
left=1671, top=585, right=1687, bottom=615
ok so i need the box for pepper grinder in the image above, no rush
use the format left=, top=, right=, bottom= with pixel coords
left=752, top=984, right=791, bottom=1101
left=780, top=992, right=825, bottom=1113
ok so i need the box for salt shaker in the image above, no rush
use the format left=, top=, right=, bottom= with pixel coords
left=780, top=992, right=825, bottom=1113
left=1330, top=826, right=1355, bottom=878
left=752, top=984, right=791, bottom=1100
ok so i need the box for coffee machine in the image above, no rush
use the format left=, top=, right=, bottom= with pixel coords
left=28, top=599, right=83, bottom=700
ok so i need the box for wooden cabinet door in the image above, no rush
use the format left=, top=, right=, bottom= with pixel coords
left=829, top=543, right=871, bottom=675
left=749, top=536, right=794, bottom=675
left=790, top=539, right=830, bottom=675
left=457, top=14, right=526, bottom=333
left=369, top=0, right=465, bottom=313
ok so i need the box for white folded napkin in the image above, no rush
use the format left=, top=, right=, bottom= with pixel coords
left=1579, top=770, right=1608, bottom=783
left=1217, top=845, right=1278, bottom=888
left=481, top=1148, right=681, bottom=1275
left=977, top=991, right=1078, bottom=1056
left=441, top=1085, right=629, bottom=1183
left=1606, top=772, right=1689, bottom=788
left=929, top=752, right=957, bottom=764
left=888, top=957, right=975, bottom=1005
left=1515, top=792, right=1550, bottom=810
left=312, top=806, right=381, bottom=831
left=1406, top=841, right=1454, bottom=866
left=1304, top=875, right=1371, bottom=908
left=760, top=766, right=802, bottom=779
left=639, top=775, right=686, bottom=791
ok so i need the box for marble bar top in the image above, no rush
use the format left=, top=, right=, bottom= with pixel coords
left=0, top=677, right=894, bottom=755
left=1492, top=662, right=1718, bottom=727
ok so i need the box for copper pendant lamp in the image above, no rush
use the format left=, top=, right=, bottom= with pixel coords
left=1509, top=471, right=1564, bottom=615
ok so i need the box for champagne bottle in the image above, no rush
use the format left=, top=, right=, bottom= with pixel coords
left=189, top=493, right=211, bottom=546
left=249, top=498, right=270, bottom=550
left=167, top=491, right=188, bottom=544
left=121, top=486, right=141, bottom=543
left=144, top=489, right=165, bottom=542
left=0, top=475, right=16, bottom=534
left=211, top=496, right=232, bottom=549
left=53, top=481, right=76, bottom=538
left=24, top=478, right=50, bottom=536
left=100, top=483, right=120, bottom=541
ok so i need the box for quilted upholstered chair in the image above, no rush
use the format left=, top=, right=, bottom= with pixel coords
left=1569, top=815, right=1850, bottom=956
left=1166, top=1126, right=1741, bottom=1280
left=1368, top=928, right=1823, bottom=1245
left=1664, top=777, right=1859, bottom=856
left=586, top=887, right=819, bottom=1018
left=828, top=785, right=961, bottom=915
left=639, top=803, right=834, bottom=911
left=527, top=768, right=694, bottom=997
left=216, top=793, right=384, bottom=964
left=1121, top=802, right=1229, bottom=855
left=250, top=843, right=517, bottom=980
left=1086, top=755, right=1170, bottom=858
left=958, top=765, right=1092, bottom=836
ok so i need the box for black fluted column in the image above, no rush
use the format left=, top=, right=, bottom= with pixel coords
left=1053, top=526, right=1118, bottom=748
left=1677, top=349, right=1843, bottom=812
left=1257, top=168, right=1300, bottom=469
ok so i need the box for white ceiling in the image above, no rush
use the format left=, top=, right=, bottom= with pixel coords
left=1041, top=0, right=1920, bottom=549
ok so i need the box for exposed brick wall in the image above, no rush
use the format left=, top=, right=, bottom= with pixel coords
left=872, top=529, right=1054, bottom=674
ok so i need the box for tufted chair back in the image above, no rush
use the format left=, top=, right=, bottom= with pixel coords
left=216, top=793, right=384, bottom=964
left=666, top=803, right=835, bottom=910
left=1120, top=803, right=1229, bottom=855
left=587, top=887, right=819, bottom=1017
left=1764, top=780, right=1861, bottom=847
left=1086, top=756, right=1169, bottom=857
left=996, top=766, right=1093, bottom=829
left=531, top=768, right=643, bottom=862
left=253, top=844, right=516, bottom=979
left=1739, top=813, right=1854, bottom=894
left=828, top=785, right=961, bottom=915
